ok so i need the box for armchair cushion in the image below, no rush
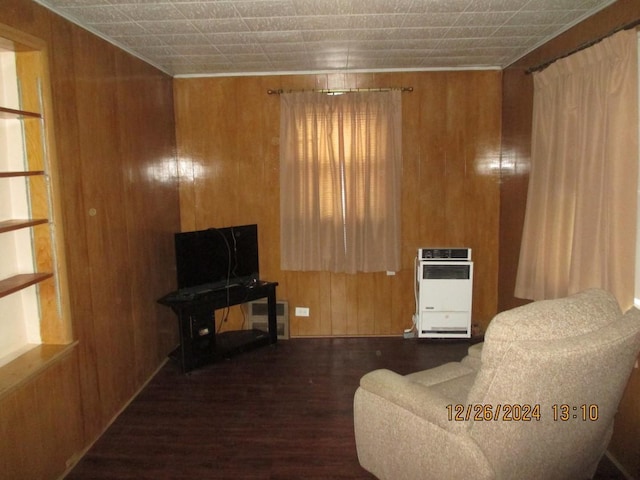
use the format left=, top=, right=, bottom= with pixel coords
left=405, top=365, right=476, bottom=404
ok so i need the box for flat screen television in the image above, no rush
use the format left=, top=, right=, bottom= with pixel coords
left=174, top=224, right=259, bottom=292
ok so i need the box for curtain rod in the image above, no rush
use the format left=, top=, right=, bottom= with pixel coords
left=267, top=86, right=413, bottom=95
left=526, top=18, right=640, bottom=75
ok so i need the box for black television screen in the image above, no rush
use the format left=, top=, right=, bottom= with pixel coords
left=174, top=224, right=259, bottom=292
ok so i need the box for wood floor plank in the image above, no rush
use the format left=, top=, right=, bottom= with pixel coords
left=65, top=337, right=625, bottom=480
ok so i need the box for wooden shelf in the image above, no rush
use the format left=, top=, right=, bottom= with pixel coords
left=0, top=272, right=53, bottom=299
left=0, top=218, right=48, bottom=234
left=0, top=171, right=45, bottom=178
left=0, top=106, right=41, bottom=119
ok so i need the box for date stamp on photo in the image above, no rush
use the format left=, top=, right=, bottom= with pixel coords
left=446, top=403, right=599, bottom=422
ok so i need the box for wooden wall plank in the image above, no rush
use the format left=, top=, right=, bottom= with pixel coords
left=1, top=351, right=83, bottom=478
left=113, top=48, right=180, bottom=385
left=0, top=2, right=180, bottom=479
left=71, top=27, right=137, bottom=427
left=174, top=71, right=502, bottom=336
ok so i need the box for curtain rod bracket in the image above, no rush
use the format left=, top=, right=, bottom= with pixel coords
left=526, top=19, right=640, bottom=75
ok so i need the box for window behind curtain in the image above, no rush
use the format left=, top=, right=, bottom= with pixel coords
left=279, top=90, right=402, bottom=273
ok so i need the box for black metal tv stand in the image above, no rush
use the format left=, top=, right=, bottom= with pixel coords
left=158, top=281, right=278, bottom=373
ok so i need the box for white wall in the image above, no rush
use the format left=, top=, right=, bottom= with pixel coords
left=0, top=49, right=41, bottom=367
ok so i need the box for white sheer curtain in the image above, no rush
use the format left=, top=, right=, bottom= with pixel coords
left=515, top=29, right=638, bottom=309
left=279, top=90, right=402, bottom=273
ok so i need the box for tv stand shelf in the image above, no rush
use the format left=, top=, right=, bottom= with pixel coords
left=158, top=281, right=279, bottom=373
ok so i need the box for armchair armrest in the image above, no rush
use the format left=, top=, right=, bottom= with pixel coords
left=359, top=369, right=468, bottom=433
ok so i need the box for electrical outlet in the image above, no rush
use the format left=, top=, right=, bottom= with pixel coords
left=295, top=307, right=310, bottom=317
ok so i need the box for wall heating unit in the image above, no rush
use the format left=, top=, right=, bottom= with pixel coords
left=416, top=248, right=473, bottom=339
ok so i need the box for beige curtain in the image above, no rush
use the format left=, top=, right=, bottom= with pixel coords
left=279, top=90, right=402, bottom=273
left=515, top=29, right=638, bottom=309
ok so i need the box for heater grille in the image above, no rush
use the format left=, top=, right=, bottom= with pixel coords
left=245, top=299, right=289, bottom=339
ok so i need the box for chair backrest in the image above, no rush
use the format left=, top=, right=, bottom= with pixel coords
left=466, top=289, right=640, bottom=479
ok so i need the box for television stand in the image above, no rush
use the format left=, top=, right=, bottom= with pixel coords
left=158, top=281, right=278, bottom=373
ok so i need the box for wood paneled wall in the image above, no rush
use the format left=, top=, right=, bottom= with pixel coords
left=0, top=1, right=180, bottom=478
left=174, top=70, right=502, bottom=337
left=499, top=0, right=640, bottom=475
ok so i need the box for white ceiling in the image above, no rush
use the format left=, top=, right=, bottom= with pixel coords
left=33, top=0, right=616, bottom=77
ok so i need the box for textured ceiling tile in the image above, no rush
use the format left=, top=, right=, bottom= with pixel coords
left=181, top=54, right=231, bottom=64
left=181, top=64, right=233, bottom=74
left=113, top=34, right=168, bottom=48
left=160, top=57, right=199, bottom=67
left=491, top=24, right=558, bottom=37
left=299, top=15, right=353, bottom=30
left=215, top=43, right=266, bottom=54
left=58, top=5, right=131, bottom=24
left=33, top=0, right=616, bottom=76
left=136, top=20, right=201, bottom=35
left=402, top=13, right=462, bottom=28
left=505, top=10, right=573, bottom=26
left=454, top=11, right=517, bottom=27
left=292, top=0, right=343, bottom=16
left=261, top=41, right=307, bottom=53
left=205, top=32, right=257, bottom=45
left=349, top=14, right=409, bottom=29
left=173, top=2, right=240, bottom=19
left=191, top=18, right=252, bottom=34
left=303, top=40, right=352, bottom=52
left=267, top=51, right=313, bottom=62
left=349, top=39, right=440, bottom=51
left=133, top=45, right=179, bottom=58
left=114, top=3, right=184, bottom=21
left=226, top=62, right=274, bottom=72
left=349, top=0, right=414, bottom=15
left=464, top=0, right=530, bottom=12
left=444, top=26, right=499, bottom=38
left=233, top=0, right=297, bottom=18
left=224, top=52, right=271, bottom=63
left=580, top=0, right=612, bottom=7
left=407, top=0, right=472, bottom=14
left=45, top=0, right=109, bottom=5
left=107, top=0, right=174, bottom=4
left=332, top=0, right=357, bottom=15
left=155, top=33, right=211, bottom=46
left=251, top=30, right=306, bottom=43
left=301, top=30, right=355, bottom=42
left=171, top=45, right=222, bottom=55
left=392, top=27, right=450, bottom=40
left=528, top=0, right=592, bottom=10
left=243, top=16, right=302, bottom=32
left=90, top=22, right=150, bottom=36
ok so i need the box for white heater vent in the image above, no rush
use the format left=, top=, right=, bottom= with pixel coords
left=416, top=247, right=473, bottom=339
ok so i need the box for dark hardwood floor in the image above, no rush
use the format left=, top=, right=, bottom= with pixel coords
left=65, top=337, right=626, bottom=480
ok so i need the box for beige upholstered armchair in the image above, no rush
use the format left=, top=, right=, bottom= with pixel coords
left=354, top=289, right=640, bottom=480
